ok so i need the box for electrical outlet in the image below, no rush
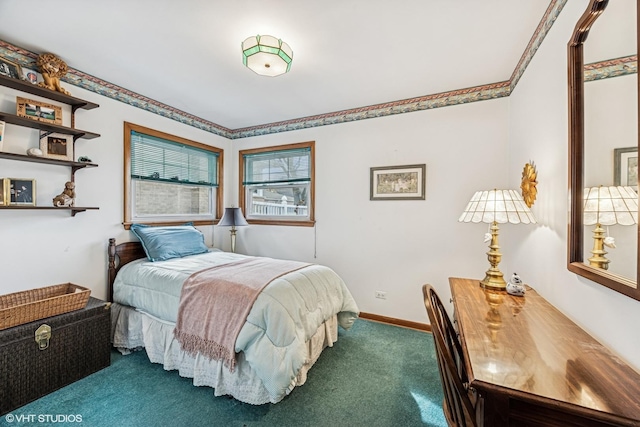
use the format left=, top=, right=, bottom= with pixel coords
left=375, top=291, right=387, bottom=299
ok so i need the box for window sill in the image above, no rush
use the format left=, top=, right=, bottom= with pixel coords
left=123, top=219, right=218, bottom=230
left=246, top=219, right=315, bottom=227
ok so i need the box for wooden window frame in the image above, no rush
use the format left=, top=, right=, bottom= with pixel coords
left=123, top=121, right=223, bottom=229
left=239, top=141, right=315, bottom=227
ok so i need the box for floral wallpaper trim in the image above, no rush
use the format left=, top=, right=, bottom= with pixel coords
left=509, top=0, right=567, bottom=92
left=584, top=56, right=637, bottom=82
left=232, top=83, right=511, bottom=138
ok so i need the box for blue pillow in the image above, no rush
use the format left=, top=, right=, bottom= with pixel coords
left=130, top=224, right=209, bottom=262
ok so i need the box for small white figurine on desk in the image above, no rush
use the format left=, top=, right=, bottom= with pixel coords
left=506, top=272, right=526, bottom=297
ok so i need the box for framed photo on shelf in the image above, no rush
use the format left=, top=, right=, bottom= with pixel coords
left=0, top=178, right=6, bottom=206
left=22, top=68, right=38, bottom=84
left=370, top=164, right=426, bottom=200
left=614, top=147, right=638, bottom=187
left=16, top=96, right=63, bottom=125
left=39, top=131, right=73, bottom=161
left=5, top=178, right=36, bottom=206
left=0, top=57, right=23, bottom=80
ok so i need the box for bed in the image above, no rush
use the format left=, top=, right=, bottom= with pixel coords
left=107, top=231, right=359, bottom=405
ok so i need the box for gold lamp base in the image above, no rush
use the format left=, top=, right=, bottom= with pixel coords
left=480, top=221, right=507, bottom=291
left=588, top=223, right=609, bottom=270
left=480, top=270, right=507, bottom=291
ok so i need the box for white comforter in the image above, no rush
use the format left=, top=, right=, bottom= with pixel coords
left=112, top=250, right=359, bottom=403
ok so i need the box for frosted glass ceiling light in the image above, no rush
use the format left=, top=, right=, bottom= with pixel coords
left=242, top=35, right=293, bottom=77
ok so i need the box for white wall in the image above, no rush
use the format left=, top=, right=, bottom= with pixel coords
left=233, top=99, right=510, bottom=324
left=0, top=84, right=231, bottom=300
left=1, top=78, right=509, bottom=325
left=508, top=0, right=640, bottom=370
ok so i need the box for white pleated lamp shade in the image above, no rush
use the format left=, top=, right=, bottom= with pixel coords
left=459, top=189, right=536, bottom=224
left=583, top=186, right=638, bottom=226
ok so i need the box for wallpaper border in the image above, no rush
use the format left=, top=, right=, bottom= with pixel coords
left=585, top=55, right=638, bottom=82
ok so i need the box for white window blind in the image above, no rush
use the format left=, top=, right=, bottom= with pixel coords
left=131, top=130, right=218, bottom=187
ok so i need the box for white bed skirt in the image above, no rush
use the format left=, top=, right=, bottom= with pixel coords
left=110, top=302, right=338, bottom=405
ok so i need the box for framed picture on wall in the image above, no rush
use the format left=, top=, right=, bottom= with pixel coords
left=5, top=178, right=36, bottom=206
left=614, top=147, right=638, bottom=188
left=370, top=164, right=426, bottom=200
left=39, top=131, right=73, bottom=161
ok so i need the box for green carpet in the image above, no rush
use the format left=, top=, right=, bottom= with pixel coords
left=4, top=320, right=446, bottom=427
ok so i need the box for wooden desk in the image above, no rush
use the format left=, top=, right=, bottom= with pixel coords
left=449, top=277, right=640, bottom=426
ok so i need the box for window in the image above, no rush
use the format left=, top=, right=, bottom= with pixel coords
left=123, top=122, right=223, bottom=228
left=240, top=141, right=314, bottom=226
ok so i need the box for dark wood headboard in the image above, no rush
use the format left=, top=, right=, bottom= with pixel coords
left=107, top=238, right=146, bottom=302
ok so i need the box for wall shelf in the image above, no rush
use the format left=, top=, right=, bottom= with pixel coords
left=0, top=74, right=101, bottom=216
left=0, top=112, right=100, bottom=141
left=0, top=206, right=99, bottom=217
left=0, top=152, right=98, bottom=168
left=0, top=74, right=99, bottom=111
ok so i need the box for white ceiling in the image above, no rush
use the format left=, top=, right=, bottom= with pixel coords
left=0, top=0, right=553, bottom=130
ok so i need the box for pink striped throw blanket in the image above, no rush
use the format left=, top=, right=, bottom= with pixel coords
left=173, top=256, right=310, bottom=372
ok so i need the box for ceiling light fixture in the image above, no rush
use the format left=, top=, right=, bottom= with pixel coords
left=241, top=35, right=293, bottom=77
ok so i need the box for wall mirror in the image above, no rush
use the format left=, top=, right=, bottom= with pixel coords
left=568, top=0, right=640, bottom=300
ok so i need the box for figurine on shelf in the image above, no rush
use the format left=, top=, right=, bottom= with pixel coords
left=506, top=272, right=526, bottom=297
left=52, top=181, right=75, bottom=207
left=36, top=53, right=71, bottom=95
left=77, top=156, right=92, bottom=163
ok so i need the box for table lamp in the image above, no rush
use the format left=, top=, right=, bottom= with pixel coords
left=583, top=185, right=638, bottom=270
left=218, top=207, right=249, bottom=253
left=459, top=189, right=536, bottom=291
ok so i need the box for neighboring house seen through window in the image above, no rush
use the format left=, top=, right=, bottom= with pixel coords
left=123, top=122, right=223, bottom=228
left=240, top=141, right=315, bottom=226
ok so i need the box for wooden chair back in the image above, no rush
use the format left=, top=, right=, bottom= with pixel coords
left=423, top=284, right=477, bottom=427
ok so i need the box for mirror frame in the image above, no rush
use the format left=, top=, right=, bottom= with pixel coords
left=568, top=0, right=640, bottom=300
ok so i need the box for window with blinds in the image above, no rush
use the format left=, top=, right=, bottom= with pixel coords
left=124, top=122, right=223, bottom=226
left=131, top=131, right=218, bottom=186
left=239, top=141, right=315, bottom=226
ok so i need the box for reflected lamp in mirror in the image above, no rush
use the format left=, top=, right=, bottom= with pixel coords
left=218, top=207, right=249, bottom=253
left=583, top=186, right=638, bottom=270
left=459, top=189, right=537, bottom=291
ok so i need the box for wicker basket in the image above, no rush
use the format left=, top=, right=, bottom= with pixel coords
left=0, top=283, right=91, bottom=330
